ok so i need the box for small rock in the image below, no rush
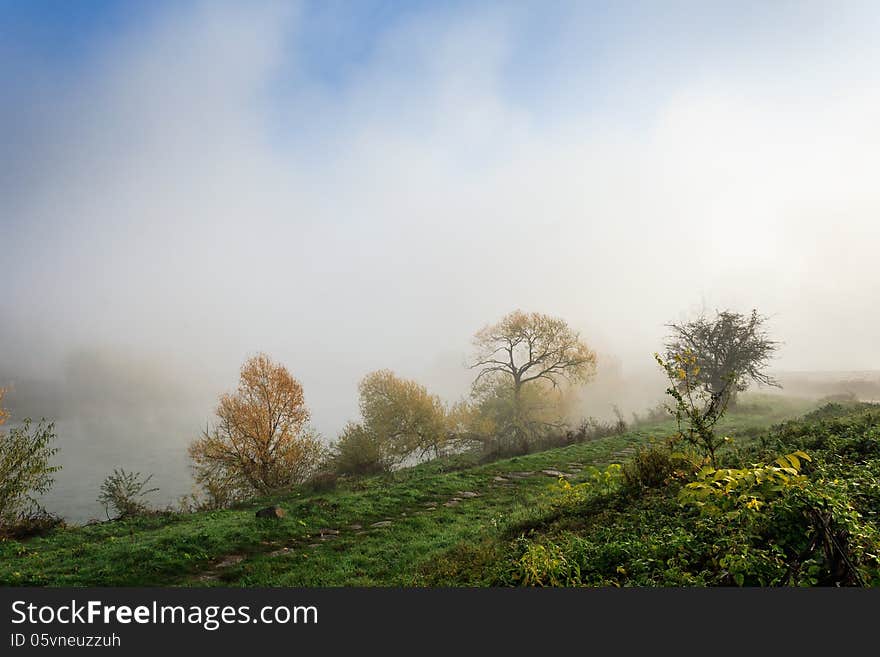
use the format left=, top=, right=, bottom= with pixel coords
left=541, top=469, right=573, bottom=478
left=370, top=521, right=392, bottom=528
left=319, top=528, right=340, bottom=536
left=493, top=476, right=508, bottom=482
left=444, top=500, right=459, bottom=507
left=255, top=506, right=285, bottom=519
left=400, top=512, right=407, bottom=517
left=423, top=502, right=438, bottom=508
left=457, top=491, right=480, bottom=498
left=507, top=471, right=535, bottom=479
left=348, top=524, right=363, bottom=531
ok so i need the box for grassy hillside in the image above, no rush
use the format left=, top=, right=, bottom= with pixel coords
left=5, top=394, right=877, bottom=587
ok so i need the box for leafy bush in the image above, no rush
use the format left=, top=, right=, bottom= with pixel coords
left=622, top=443, right=692, bottom=491
left=0, top=418, right=60, bottom=534
left=511, top=538, right=582, bottom=587
left=548, top=464, right=623, bottom=511
left=330, top=422, right=394, bottom=475
left=305, top=470, right=338, bottom=493
left=477, top=406, right=880, bottom=587
left=97, top=469, right=159, bottom=520
left=678, top=451, right=811, bottom=515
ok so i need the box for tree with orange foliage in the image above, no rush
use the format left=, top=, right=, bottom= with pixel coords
left=0, top=388, right=8, bottom=427
left=188, top=354, right=322, bottom=506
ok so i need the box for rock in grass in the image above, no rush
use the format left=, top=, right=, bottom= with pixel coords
left=541, top=469, right=573, bottom=478
left=370, top=520, right=392, bottom=528
left=255, top=506, right=285, bottom=520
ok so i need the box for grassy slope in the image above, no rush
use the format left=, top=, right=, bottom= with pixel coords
left=0, top=395, right=817, bottom=587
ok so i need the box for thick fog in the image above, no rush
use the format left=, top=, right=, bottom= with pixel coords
left=2, top=2, right=879, bottom=520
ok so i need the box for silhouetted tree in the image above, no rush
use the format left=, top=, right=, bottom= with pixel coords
left=665, top=309, right=780, bottom=409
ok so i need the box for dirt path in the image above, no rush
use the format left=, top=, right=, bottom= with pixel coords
left=188, top=465, right=582, bottom=584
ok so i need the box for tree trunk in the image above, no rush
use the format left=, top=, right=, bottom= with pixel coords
left=513, top=381, right=529, bottom=454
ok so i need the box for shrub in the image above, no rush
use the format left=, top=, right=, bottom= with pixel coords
left=2, top=510, right=64, bottom=540
left=305, top=470, right=338, bottom=493
left=631, top=402, right=670, bottom=426
left=678, top=451, right=811, bottom=515
left=0, top=417, right=60, bottom=534
left=331, top=422, right=395, bottom=475
left=510, top=538, right=582, bottom=587
left=622, top=443, right=693, bottom=491
left=97, top=469, right=159, bottom=520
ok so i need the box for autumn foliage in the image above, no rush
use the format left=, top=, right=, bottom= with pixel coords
left=331, top=370, right=449, bottom=474
left=189, top=354, right=322, bottom=506
left=469, top=310, right=597, bottom=451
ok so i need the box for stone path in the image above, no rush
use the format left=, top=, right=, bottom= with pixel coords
left=192, top=445, right=636, bottom=583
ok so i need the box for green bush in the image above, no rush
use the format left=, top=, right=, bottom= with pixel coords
left=97, top=469, right=159, bottom=520
left=330, top=422, right=395, bottom=475
left=622, top=443, right=687, bottom=491
left=0, top=418, right=60, bottom=534
left=305, top=470, right=338, bottom=493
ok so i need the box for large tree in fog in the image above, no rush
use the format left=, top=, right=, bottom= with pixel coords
left=665, top=309, right=780, bottom=408
left=188, top=354, right=322, bottom=506
left=470, top=310, right=596, bottom=450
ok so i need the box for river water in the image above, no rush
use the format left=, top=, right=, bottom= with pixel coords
left=36, top=416, right=198, bottom=524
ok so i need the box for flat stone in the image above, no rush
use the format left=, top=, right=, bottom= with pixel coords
left=444, top=500, right=460, bottom=507
left=541, top=469, right=573, bottom=478
left=370, top=521, right=393, bottom=528
left=423, top=502, right=438, bottom=508
left=507, top=471, right=535, bottom=479
left=457, top=491, right=480, bottom=498
left=348, top=524, right=363, bottom=531
left=493, top=476, right=509, bottom=482
left=319, top=528, right=340, bottom=536
left=215, top=554, right=245, bottom=568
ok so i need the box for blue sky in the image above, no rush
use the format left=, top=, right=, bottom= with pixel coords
left=3, top=1, right=858, bottom=113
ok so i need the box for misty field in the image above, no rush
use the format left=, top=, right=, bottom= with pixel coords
left=4, top=395, right=877, bottom=587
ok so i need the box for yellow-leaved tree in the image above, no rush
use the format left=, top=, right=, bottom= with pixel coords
left=188, top=354, right=322, bottom=507
left=331, top=370, right=448, bottom=474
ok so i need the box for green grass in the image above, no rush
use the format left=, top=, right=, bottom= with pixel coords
left=423, top=399, right=880, bottom=587
left=0, top=394, right=829, bottom=586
